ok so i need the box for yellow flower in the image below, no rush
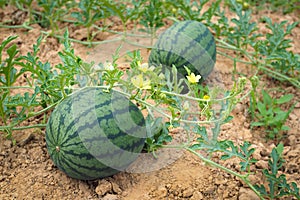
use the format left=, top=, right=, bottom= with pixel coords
left=186, top=73, right=201, bottom=84
left=243, top=2, right=250, bottom=9
left=203, top=95, right=210, bottom=100
left=159, top=93, right=166, bottom=99
left=131, top=74, right=151, bottom=90
left=138, top=63, right=155, bottom=73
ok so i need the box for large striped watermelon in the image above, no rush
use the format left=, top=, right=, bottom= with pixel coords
left=45, top=87, right=146, bottom=180
left=149, top=20, right=216, bottom=80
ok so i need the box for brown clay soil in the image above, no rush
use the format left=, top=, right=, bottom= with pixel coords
left=0, top=4, right=300, bottom=200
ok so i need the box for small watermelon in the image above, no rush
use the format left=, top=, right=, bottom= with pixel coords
left=149, top=20, right=216, bottom=80
left=46, top=87, right=146, bottom=180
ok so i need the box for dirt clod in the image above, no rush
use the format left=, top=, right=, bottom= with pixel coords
left=238, top=188, right=260, bottom=200
left=182, top=188, right=194, bottom=198
left=95, top=180, right=113, bottom=196
left=191, top=191, right=204, bottom=200
left=255, top=160, right=268, bottom=169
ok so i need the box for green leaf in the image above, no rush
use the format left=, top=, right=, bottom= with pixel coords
left=256, top=143, right=300, bottom=198
left=6, top=44, right=18, bottom=58
left=193, top=126, right=209, bottom=143
left=147, top=116, right=163, bottom=137
left=276, top=94, right=293, bottom=104
left=275, top=143, right=284, bottom=156
left=262, top=90, right=272, bottom=105
left=71, top=12, right=83, bottom=22
left=257, top=101, right=267, bottom=116
left=0, top=35, right=18, bottom=58
left=251, top=121, right=265, bottom=127
left=254, top=184, right=267, bottom=196
left=158, top=134, right=172, bottom=143
left=190, top=144, right=202, bottom=150
left=223, top=115, right=233, bottom=124
left=281, top=125, right=290, bottom=131
left=268, top=112, right=285, bottom=125
left=270, top=147, right=283, bottom=175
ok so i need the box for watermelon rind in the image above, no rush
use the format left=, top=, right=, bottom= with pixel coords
left=46, top=87, right=146, bottom=180
left=149, top=20, right=216, bottom=80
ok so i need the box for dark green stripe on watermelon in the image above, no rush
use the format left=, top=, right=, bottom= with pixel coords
left=45, top=87, right=146, bottom=180
left=149, top=20, right=216, bottom=80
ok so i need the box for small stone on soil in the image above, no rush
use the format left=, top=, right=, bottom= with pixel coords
left=190, top=191, right=204, bottom=200
left=102, top=194, right=119, bottom=200
left=95, top=180, right=112, bottom=196
left=255, top=160, right=268, bottom=169
left=238, top=188, right=260, bottom=200
left=182, top=188, right=193, bottom=198
left=111, top=182, right=122, bottom=194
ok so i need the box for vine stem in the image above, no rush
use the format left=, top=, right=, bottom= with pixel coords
left=71, top=86, right=227, bottom=126
left=185, top=147, right=265, bottom=200
left=0, top=124, right=47, bottom=131
left=0, top=73, right=248, bottom=132
left=0, top=86, right=32, bottom=89
left=259, top=64, right=300, bottom=88
left=160, top=89, right=241, bottom=103
left=0, top=22, right=34, bottom=30
left=217, top=51, right=252, bottom=65
left=215, top=39, right=300, bottom=89
left=109, top=88, right=228, bottom=125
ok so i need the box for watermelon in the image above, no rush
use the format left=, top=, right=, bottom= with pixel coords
left=45, top=87, right=146, bottom=180
left=149, top=20, right=216, bottom=80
